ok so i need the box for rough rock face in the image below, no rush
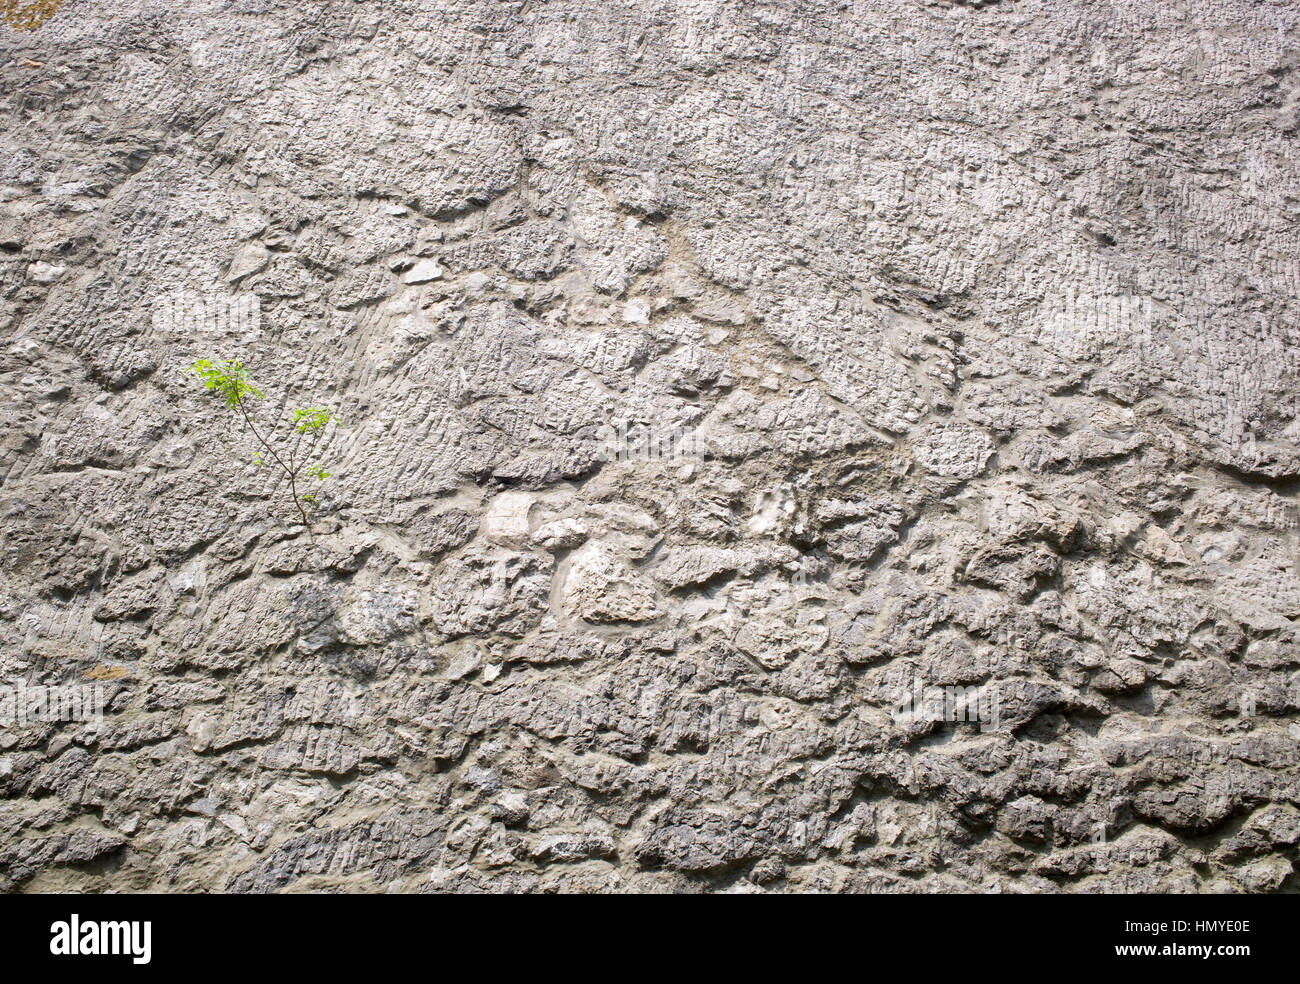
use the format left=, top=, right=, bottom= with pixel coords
left=1, top=0, right=1299, bottom=893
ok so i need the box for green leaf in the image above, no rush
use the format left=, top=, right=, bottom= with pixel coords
left=292, top=406, right=338, bottom=434
left=189, top=358, right=344, bottom=525
left=189, top=358, right=263, bottom=409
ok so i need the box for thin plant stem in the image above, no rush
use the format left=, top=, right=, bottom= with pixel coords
left=236, top=396, right=309, bottom=529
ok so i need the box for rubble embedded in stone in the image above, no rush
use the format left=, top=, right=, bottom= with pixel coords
left=0, top=0, right=1298, bottom=895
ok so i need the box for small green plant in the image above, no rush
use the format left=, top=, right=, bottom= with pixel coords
left=189, top=358, right=340, bottom=528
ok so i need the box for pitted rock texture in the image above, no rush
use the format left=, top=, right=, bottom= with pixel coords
left=2, top=0, right=1299, bottom=893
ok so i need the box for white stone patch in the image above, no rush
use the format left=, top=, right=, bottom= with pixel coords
left=748, top=484, right=795, bottom=535
left=483, top=492, right=534, bottom=540
left=27, top=261, right=66, bottom=283
left=913, top=423, right=995, bottom=479
left=337, top=588, right=418, bottom=645
left=226, top=242, right=268, bottom=282
left=403, top=259, right=444, bottom=284
left=562, top=541, right=662, bottom=623
left=623, top=298, right=650, bottom=324
left=445, top=646, right=484, bottom=680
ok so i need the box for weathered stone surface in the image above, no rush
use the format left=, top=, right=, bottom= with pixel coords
left=427, top=547, right=554, bottom=639
left=562, top=542, right=662, bottom=624
left=1, top=0, right=1298, bottom=895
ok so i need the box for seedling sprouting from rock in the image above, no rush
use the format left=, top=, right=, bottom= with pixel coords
left=188, top=358, right=339, bottom=529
